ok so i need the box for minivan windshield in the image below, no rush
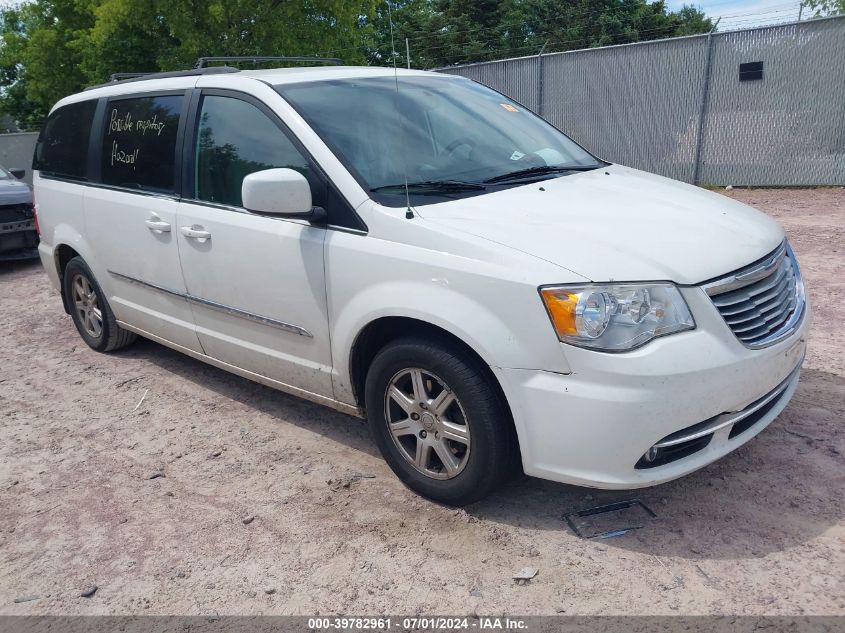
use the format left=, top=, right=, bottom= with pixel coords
left=276, top=76, right=603, bottom=207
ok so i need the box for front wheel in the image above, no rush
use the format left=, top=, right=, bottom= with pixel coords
left=365, top=337, right=515, bottom=506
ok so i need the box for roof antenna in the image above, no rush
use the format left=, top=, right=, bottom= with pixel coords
left=386, top=0, right=414, bottom=219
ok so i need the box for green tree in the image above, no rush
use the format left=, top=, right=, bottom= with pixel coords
left=376, top=0, right=713, bottom=68
left=672, top=5, right=715, bottom=35
left=0, top=0, right=377, bottom=126
left=82, top=0, right=173, bottom=81
left=0, top=0, right=714, bottom=125
left=0, top=0, right=96, bottom=128
left=801, top=0, right=844, bottom=15
left=149, top=0, right=376, bottom=70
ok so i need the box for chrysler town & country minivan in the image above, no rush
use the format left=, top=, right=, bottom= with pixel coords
left=33, top=62, right=808, bottom=505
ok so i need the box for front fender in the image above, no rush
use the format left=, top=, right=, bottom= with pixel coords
left=330, top=279, right=572, bottom=405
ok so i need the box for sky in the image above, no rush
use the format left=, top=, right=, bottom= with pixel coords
left=0, top=0, right=809, bottom=30
left=667, top=0, right=806, bottom=28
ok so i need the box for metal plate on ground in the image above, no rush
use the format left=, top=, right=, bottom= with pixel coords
left=564, top=500, right=656, bottom=539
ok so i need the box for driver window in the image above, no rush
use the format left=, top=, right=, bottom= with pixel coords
left=194, top=95, right=310, bottom=207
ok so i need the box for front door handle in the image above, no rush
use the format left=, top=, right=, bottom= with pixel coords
left=145, top=215, right=171, bottom=233
left=180, top=225, right=212, bottom=240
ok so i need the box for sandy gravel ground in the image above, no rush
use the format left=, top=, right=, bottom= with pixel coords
left=0, top=188, right=843, bottom=616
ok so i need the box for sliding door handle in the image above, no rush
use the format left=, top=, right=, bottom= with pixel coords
left=145, top=215, right=171, bottom=233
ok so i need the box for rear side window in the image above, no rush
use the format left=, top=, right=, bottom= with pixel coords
left=33, top=100, right=97, bottom=180
left=101, top=95, right=182, bottom=192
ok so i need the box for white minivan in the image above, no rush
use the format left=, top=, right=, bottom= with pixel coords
left=33, top=61, right=808, bottom=505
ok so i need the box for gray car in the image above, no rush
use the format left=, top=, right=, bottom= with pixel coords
left=0, top=165, right=37, bottom=260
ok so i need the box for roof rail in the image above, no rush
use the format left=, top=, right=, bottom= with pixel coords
left=195, top=56, right=343, bottom=68
left=109, top=72, right=156, bottom=82
left=85, top=66, right=239, bottom=91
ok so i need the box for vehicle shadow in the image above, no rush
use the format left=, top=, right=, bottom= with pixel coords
left=116, top=336, right=843, bottom=561
left=115, top=336, right=380, bottom=459
left=467, top=366, right=844, bottom=560
left=0, top=258, right=41, bottom=275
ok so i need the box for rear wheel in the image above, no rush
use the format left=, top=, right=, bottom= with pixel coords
left=63, top=256, right=136, bottom=352
left=365, top=337, right=514, bottom=505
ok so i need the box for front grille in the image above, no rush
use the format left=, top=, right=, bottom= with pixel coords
left=0, top=203, right=34, bottom=223
left=703, top=241, right=805, bottom=348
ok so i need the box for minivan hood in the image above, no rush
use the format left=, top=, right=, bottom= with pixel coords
left=418, top=164, right=784, bottom=285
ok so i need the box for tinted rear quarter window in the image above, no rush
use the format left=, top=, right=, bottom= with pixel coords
left=101, top=95, right=182, bottom=192
left=34, top=100, right=97, bottom=180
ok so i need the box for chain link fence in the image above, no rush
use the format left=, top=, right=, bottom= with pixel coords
left=439, top=17, right=845, bottom=186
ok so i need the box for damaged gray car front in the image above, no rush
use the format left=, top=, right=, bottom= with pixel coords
left=0, top=165, right=38, bottom=261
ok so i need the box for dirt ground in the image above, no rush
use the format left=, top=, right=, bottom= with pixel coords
left=0, top=188, right=843, bottom=616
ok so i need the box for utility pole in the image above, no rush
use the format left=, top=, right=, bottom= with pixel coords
left=692, top=17, right=721, bottom=186
left=537, top=40, right=548, bottom=117
left=405, top=38, right=411, bottom=69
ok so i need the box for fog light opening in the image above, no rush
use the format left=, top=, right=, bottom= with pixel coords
left=643, top=446, right=659, bottom=463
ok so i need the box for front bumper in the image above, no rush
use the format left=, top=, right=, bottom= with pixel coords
left=0, top=218, right=38, bottom=260
left=498, top=286, right=810, bottom=489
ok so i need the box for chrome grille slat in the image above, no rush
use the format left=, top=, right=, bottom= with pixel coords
left=744, top=315, right=784, bottom=339
left=729, top=286, right=796, bottom=332
left=703, top=241, right=805, bottom=349
left=753, top=298, right=796, bottom=336
left=711, top=263, right=789, bottom=308
left=722, top=279, right=793, bottom=324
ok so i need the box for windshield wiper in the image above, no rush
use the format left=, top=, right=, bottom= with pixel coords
left=371, top=180, right=486, bottom=195
left=483, top=164, right=602, bottom=184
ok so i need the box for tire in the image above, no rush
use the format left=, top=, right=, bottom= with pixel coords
left=63, top=256, right=136, bottom=352
left=365, top=336, right=514, bottom=506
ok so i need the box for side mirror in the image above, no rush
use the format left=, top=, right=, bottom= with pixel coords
left=242, top=168, right=325, bottom=223
left=9, top=168, right=25, bottom=179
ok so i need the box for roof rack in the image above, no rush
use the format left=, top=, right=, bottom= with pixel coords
left=85, top=66, right=239, bottom=91
left=195, top=56, right=343, bottom=68
left=88, top=56, right=343, bottom=92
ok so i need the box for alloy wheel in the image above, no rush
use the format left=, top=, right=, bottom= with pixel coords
left=71, top=273, right=103, bottom=339
left=384, top=368, right=471, bottom=480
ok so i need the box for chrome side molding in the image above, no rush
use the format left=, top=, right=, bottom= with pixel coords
left=188, top=294, right=313, bottom=338
left=108, top=270, right=314, bottom=338
left=116, top=319, right=361, bottom=417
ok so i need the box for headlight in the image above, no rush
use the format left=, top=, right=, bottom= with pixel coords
left=539, top=283, right=695, bottom=351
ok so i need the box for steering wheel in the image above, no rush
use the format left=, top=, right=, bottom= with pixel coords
left=443, top=137, right=477, bottom=156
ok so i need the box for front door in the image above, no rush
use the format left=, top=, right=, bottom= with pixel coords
left=175, top=91, right=333, bottom=397
left=84, top=92, right=203, bottom=352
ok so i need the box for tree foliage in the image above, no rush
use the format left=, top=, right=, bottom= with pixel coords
left=801, top=0, right=845, bottom=15
left=365, top=0, right=713, bottom=68
left=0, top=0, right=376, bottom=126
left=1, top=0, right=712, bottom=127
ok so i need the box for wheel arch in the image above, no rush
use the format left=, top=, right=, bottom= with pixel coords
left=54, top=243, right=82, bottom=314
left=351, top=318, right=482, bottom=406
left=348, top=316, right=521, bottom=464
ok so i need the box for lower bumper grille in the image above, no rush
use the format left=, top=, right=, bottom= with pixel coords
left=636, top=362, right=801, bottom=469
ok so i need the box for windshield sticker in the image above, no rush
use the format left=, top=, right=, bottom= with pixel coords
left=500, top=103, right=519, bottom=112
left=510, top=150, right=526, bottom=161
